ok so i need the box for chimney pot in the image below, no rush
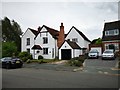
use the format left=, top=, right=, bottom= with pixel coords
left=61, top=23, right=63, bottom=26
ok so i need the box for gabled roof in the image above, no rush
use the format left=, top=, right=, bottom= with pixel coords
left=28, top=28, right=39, bottom=36
left=66, top=26, right=91, bottom=42
left=40, top=25, right=59, bottom=39
left=59, top=40, right=81, bottom=49
left=67, top=40, right=81, bottom=49
left=103, top=20, right=120, bottom=31
left=32, top=45, right=42, bottom=50
left=102, top=20, right=120, bottom=41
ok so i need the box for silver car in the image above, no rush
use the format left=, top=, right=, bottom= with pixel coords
left=102, top=49, right=115, bottom=60
left=88, top=49, right=99, bottom=59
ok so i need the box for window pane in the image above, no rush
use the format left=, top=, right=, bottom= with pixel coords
left=72, top=38, right=78, bottom=42
left=43, top=37, right=48, bottom=44
left=27, top=38, right=30, bottom=45
left=43, top=48, right=48, bottom=55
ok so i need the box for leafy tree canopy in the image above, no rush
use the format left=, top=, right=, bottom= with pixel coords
left=1, top=17, right=23, bottom=57
left=91, top=38, right=102, bottom=44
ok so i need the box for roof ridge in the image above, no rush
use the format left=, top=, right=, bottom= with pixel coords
left=43, top=25, right=59, bottom=32
left=73, top=26, right=91, bottom=42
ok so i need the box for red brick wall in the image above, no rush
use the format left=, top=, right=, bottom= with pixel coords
left=57, top=23, right=65, bottom=48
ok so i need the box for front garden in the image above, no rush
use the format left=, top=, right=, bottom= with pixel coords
left=18, top=51, right=86, bottom=67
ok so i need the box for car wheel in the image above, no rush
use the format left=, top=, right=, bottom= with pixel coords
left=6, top=64, right=10, bottom=69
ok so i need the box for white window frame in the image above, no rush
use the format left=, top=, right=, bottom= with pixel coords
left=105, top=29, right=119, bottom=36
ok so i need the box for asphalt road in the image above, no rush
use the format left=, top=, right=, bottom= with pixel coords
left=2, top=58, right=120, bottom=88
left=2, top=68, right=119, bottom=88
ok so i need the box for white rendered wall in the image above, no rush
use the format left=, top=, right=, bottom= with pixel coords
left=59, top=41, right=73, bottom=60
left=21, top=29, right=35, bottom=58
left=35, top=27, right=57, bottom=59
left=65, top=28, right=85, bottom=48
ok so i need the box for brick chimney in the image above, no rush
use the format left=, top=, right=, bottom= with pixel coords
left=57, top=23, right=65, bottom=48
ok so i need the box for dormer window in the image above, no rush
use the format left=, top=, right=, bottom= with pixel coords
left=105, top=29, right=119, bottom=36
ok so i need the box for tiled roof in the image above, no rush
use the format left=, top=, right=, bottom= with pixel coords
left=28, top=28, right=39, bottom=36
left=32, top=45, right=42, bottom=50
left=102, top=20, right=120, bottom=41
left=103, top=20, right=120, bottom=31
left=66, top=40, right=81, bottom=49
left=59, top=40, right=81, bottom=49
left=42, top=25, right=59, bottom=39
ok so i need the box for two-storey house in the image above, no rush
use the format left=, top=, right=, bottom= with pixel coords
left=102, top=20, right=120, bottom=52
left=34, top=25, right=59, bottom=59
left=21, top=23, right=90, bottom=60
left=59, top=26, right=91, bottom=60
left=21, top=28, right=39, bottom=58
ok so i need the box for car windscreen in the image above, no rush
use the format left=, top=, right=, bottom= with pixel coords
left=90, top=50, right=98, bottom=53
left=4, top=57, right=12, bottom=60
left=104, top=51, right=113, bottom=53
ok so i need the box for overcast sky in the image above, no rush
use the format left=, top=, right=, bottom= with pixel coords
left=1, top=0, right=119, bottom=41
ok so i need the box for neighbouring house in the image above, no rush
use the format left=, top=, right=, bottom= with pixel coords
left=21, top=23, right=90, bottom=60
left=59, top=26, right=91, bottom=60
left=21, top=28, right=39, bottom=58
left=34, top=25, right=59, bottom=59
left=102, top=20, right=120, bottom=52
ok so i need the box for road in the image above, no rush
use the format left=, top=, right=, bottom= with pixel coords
left=2, top=68, right=119, bottom=88
left=2, top=58, right=119, bottom=88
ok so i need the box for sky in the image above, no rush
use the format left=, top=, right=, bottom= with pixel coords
left=1, top=0, right=119, bottom=41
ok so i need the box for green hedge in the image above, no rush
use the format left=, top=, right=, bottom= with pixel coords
left=18, top=51, right=33, bottom=62
left=26, top=59, right=60, bottom=64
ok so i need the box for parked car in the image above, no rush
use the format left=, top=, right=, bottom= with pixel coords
left=1, top=57, right=23, bottom=69
left=88, top=49, right=99, bottom=59
left=102, top=49, right=115, bottom=60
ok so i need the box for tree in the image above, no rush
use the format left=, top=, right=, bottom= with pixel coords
left=2, top=17, right=23, bottom=54
left=2, top=42, right=17, bottom=57
left=95, top=38, right=102, bottom=44
left=1, top=17, right=23, bottom=57
left=91, top=38, right=102, bottom=44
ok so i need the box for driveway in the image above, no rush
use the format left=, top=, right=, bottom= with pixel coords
left=83, top=57, right=119, bottom=75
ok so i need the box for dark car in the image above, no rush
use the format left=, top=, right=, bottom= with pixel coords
left=1, top=57, right=23, bottom=69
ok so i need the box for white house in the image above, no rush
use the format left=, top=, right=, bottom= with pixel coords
left=34, top=25, right=59, bottom=59
left=59, top=40, right=82, bottom=60
left=21, top=28, right=39, bottom=58
left=58, top=26, right=91, bottom=60
left=21, top=23, right=91, bottom=60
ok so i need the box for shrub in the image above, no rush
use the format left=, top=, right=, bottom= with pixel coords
left=18, top=51, right=33, bottom=62
left=68, top=60, right=83, bottom=67
left=26, top=59, right=31, bottom=63
left=38, top=55, right=43, bottom=59
left=68, top=55, right=86, bottom=67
